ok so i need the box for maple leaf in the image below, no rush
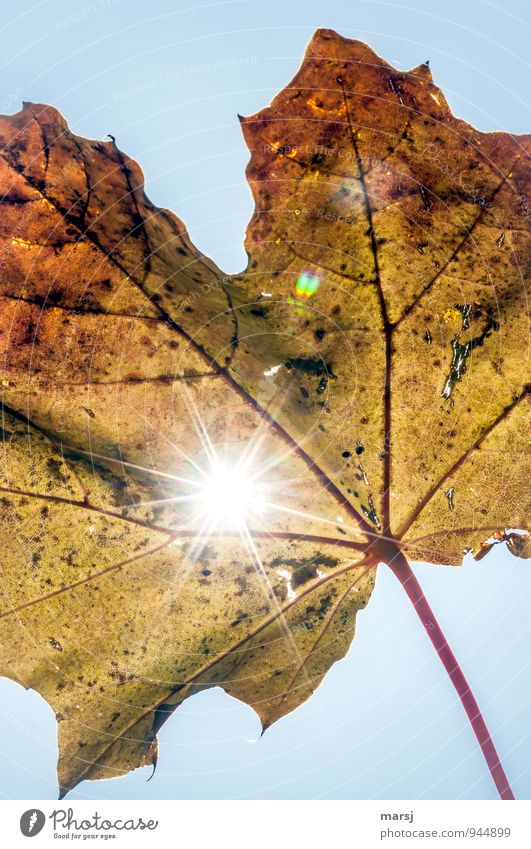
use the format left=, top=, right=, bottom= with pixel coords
left=0, top=29, right=528, bottom=799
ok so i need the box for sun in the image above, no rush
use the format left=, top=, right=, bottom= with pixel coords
left=197, top=460, right=262, bottom=528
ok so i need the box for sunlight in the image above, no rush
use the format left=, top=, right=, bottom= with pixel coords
left=197, top=460, right=262, bottom=528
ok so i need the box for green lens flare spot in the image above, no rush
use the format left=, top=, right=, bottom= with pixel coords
left=295, top=272, right=320, bottom=299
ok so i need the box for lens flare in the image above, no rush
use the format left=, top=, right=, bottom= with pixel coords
left=198, top=461, right=261, bottom=527
left=295, top=271, right=320, bottom=299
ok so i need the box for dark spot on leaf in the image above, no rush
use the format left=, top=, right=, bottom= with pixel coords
left=445, top=487, right=455, bottom=511
left=442, top=306, right=500, bottom=399
left=230, top=611, right=249, bottom=628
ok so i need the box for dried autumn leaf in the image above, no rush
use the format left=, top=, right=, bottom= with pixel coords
left=0, top=29, right=528, bottom=799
